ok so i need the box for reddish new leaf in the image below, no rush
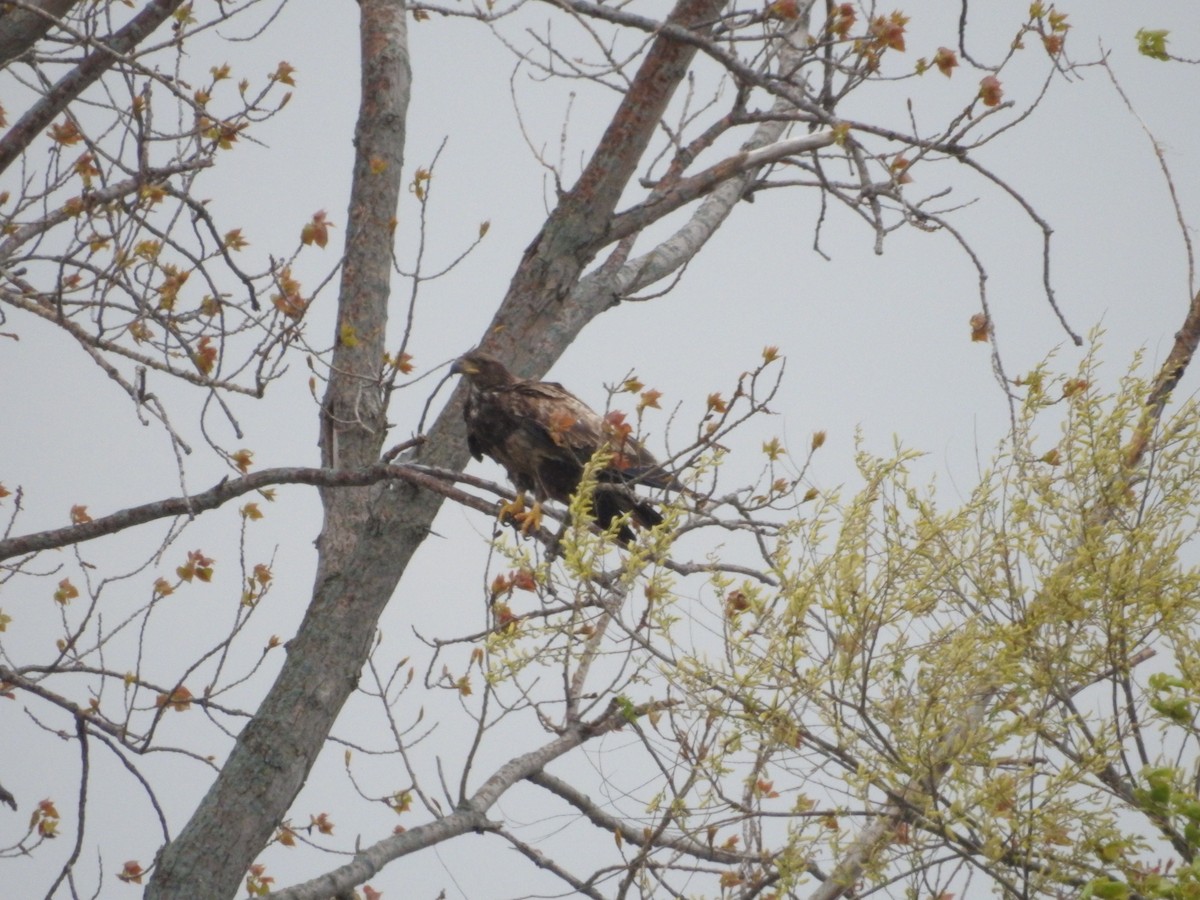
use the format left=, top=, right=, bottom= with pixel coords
left=300, top=210, right=333, bottom=248
left=979, top=76, right=1003, bottom=107
left=970, top=312, right=992, bottom=342
left=933, top=46, right=958, bottom=76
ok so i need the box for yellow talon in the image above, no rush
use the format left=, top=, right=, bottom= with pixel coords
left=497, top=495, right=527, bottom=526
left=497, top=496, right=543, bottom=535
left=514, top=501, right=544, bottom=535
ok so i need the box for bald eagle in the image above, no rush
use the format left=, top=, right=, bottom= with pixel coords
left=451, top=351, right=684, bottom=543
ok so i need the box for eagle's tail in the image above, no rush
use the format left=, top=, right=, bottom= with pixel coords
left=593, top=485, right=663, bottom=544
left=603, top=463, right=688, bottom=494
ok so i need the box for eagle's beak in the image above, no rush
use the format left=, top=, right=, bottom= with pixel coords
left=452, top=357, right=479, bottom=376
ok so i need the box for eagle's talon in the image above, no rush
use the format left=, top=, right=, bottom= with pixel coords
left=497, top=496, right=543, bottom=535
left=514, top=501, right=543, bottom=535
left=497, top=496, right=527, bottom=526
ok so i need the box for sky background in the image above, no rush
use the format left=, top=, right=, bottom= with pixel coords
left=3, top=0, right=1200, bottom=896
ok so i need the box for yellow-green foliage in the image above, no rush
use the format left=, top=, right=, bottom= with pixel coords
left=731, top=347, right=1200, bottom=895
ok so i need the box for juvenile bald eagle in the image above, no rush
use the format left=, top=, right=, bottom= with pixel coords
left=451, top=351, right=684, bottom=543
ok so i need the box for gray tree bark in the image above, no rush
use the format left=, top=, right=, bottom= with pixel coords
left=146, top=0, right=413, bottom=895
left=0, top=0, right=77, bottom=69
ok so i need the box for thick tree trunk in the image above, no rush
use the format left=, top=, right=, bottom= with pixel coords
left=145, top=2, right=413, bottom=896
left=148, top=0, right=728, bottom=895
left=481, top=0, right=730, bottom=373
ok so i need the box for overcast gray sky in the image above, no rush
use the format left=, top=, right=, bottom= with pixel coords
left=4, top=1, right=1200, bottom=896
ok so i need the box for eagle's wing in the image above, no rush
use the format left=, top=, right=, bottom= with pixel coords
left=509, top=381, right=686, bottom=492
left=509, top=381, right=606, bottom=456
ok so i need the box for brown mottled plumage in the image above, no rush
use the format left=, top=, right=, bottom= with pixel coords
left=451, top=351, right=684, bottom=542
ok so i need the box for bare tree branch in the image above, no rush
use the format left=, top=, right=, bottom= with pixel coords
left=0, top=454, right=494, bottom=564
left=271, top=700, right=662, bottom=900
left=0, top=0, right=189, bottom=176
left=605, top=131, right=837, bottom=247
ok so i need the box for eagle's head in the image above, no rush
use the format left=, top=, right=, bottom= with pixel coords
left=451, top=351, right=517, bottom=389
